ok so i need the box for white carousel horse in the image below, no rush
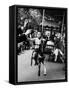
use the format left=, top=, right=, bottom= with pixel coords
left=43, top=40, right=54, bottom=75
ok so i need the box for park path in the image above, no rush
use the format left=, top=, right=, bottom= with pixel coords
left=18, top=50, right=65, bottom=82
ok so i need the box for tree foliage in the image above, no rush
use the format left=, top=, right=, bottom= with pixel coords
left=18, top=8, right=42, bottom=28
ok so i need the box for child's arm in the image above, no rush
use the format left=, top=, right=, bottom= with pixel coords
left=28, top=37, right=35, bottom=41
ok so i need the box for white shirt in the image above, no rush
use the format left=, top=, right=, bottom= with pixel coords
left=34, top=38, right=41, bottom=49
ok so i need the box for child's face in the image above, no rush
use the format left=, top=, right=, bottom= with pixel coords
left=37, top=32, right=41, bottom=38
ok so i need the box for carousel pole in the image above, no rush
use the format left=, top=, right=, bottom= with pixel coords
left=61, top=13, right=65, bottom=34
left=41, top=9, right=45, bottom=53
left=61, top=13, right=65, bottom=55
left=42, top=9, right=45, bottom=34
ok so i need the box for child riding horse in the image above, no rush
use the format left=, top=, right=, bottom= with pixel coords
left=31, top=32, right=55, bottom=76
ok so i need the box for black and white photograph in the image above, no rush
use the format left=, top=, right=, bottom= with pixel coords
left=16, top=6, right=67, bottom=83
left=0, top=0, right=69, bottom=89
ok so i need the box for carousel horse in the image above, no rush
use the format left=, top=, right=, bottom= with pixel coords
left=43, top=40, right=54, bottom=75
left=31, top=39, right=55, bottom=76
left=17, top=29, right=32, bottom=54
left=53, top=35, right=65, bottom=63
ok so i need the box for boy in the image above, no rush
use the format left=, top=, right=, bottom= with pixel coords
left=30, top=32, right=42, bottom=65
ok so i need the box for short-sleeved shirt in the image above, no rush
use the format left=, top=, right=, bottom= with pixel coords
left=34, top=38, right=41, bottom=49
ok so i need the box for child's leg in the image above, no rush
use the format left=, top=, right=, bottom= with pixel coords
left=54, top=54, right=58, bottom=62
left=54, top=49, right=58, bottom=62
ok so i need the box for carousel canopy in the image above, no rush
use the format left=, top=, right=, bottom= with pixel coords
left=40, top=20, right=59, bottom=27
